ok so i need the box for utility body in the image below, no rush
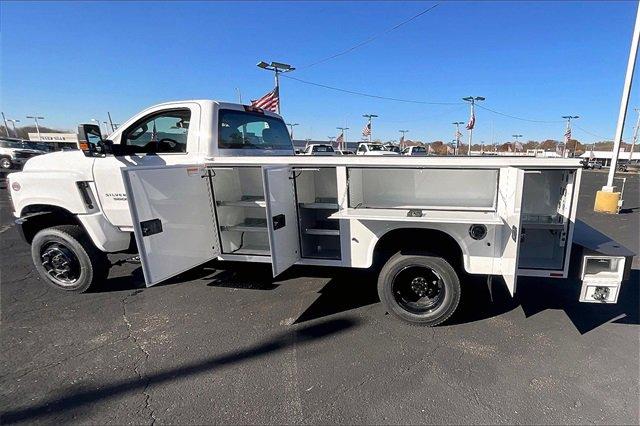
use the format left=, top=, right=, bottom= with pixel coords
left=8, top=100, right=633, bottom=326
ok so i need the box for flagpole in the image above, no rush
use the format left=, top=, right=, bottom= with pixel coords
left=462, top=96, right=485, bottom=156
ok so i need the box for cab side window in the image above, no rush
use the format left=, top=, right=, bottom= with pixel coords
left=121, top=109, right=190, bottom=154
left=358, top=145, right=367, bottom=153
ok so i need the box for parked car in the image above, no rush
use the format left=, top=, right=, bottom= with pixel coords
left=301, top=144, right=336, bottom=156
left=335, top=149, right=355, bottom=155
left=356, top=143, right=399, bottom=155
left=0, top=138, right=46, bottom=169
left=582, top=159, right=603, bottom=169
left=401, top=146, right=428, bottom=156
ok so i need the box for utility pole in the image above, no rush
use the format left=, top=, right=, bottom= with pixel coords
left=561, top=115, right=579, bottom=157
left=363, top=114, right=378, bottom=143
left=256, top=61, right=295, bottom=115
left=337, top=126, right=349, bottom=150
left=328, top=136, right=336, bottom=145
left=286, top=122, right=299, bottom=139
left=462, top=96, right=485, bottom=155
left=7, top=119, right=20, bottom=138
left=26, top=115, right=44, bottom=140
left=512, top=134, right=523, bottom=153
left=235, top=88, right=243, bottom=104
left=452, top=121, right=464, bottom=155
left=399, top=129, right=409, bottom=149
left=1, top=112, right=9, bottom=137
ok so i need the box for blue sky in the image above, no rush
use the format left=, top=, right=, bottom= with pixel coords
left=1, top=1, right=638, bottom=144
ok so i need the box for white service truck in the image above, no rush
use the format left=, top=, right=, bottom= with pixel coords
left=7, top=100, right=633, bottom=326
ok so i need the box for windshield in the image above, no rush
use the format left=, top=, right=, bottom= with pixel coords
left=218, top=109, right=292, bottom=151
left=414, top=147, right=426, bottom=153
left=312, top=145, right=334, bottom=152
left=368, top=144, right=385, bottom=151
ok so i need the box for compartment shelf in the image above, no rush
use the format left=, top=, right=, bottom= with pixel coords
left=216, top=196, right=266, bottom=208
left=329, top=208, right=502, bottom=224
left=521, top=221, right=565, bottom=230
left=299, top=202, right=339, bottom=210
left=304, top=228, right=340, bottom=236
left=220, top=218, right=267, bottom=233
left=229, top=245, right=270, bottom=256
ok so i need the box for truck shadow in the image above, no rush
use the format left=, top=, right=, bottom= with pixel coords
left=97, top=259, right=638, bottom=335
left=0, top=317, right=359, bottom=424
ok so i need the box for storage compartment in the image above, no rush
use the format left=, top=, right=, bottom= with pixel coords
left=295, top=168, right=341, bottom=259
left=212, top=167, right=270, bottom=255
left=347, top=168, right=498, bottom=211
left=518, top=170, right=575, bottom=271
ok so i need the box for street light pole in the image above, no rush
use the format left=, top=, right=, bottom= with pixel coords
left=286, top=122, right=299, bottom=139
left=256, top=61, right=295, bottom=115
left=606, top=1, right=640, bottom=189
left=399, top=129, right=409, bottom=149
left=363, top=114, right=378, bottom=143
left=26, top=115, right=44, bottom=140
left=7, top=119, right=20, bottom=138
left=337, top=126, right=349, bottom=150
left=626, top=108, right=639, bottom=161
left=462, top=96, right=485, bottom=155
left=452, top=121, right=464, bottom=155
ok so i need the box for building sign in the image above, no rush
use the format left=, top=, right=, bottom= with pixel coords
left=28, top=133, right=78, bottom=142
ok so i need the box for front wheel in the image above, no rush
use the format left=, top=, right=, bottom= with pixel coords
left=31, top=225, right=109, bottom=293
left=377, top=252, right=461, bottom=326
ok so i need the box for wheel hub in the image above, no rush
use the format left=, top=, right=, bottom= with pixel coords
left=392, top=266, right=445, bottom=314
left=41, top=243, right=80, bottom=285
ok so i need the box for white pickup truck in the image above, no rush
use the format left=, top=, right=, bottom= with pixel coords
left=7, top=100, right=633, bottom=326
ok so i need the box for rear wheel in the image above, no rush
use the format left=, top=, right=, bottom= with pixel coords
left=378, top=252, right=461, bottom=326
left=31, top=225, right=109, bottom=293
left=0, top=157, right=11, bottom=169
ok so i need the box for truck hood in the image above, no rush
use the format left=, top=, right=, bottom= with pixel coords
left=22, top=150, right=95, bottom=179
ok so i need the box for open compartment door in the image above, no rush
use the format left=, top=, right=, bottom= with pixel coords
left=263, top=165, right=300, bottom=277
left=122, top=165, right=220, bottom=287
left=497, top=167, right=525, bottom=296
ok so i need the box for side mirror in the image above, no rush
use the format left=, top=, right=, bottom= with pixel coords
left=77, top=124, right=105, bottom=157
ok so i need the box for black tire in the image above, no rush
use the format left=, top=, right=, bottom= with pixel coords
left=31, top=225, right=109, bottom=293
left=0, top=157, right=12, bottom=169
left=377, top=252, right=461, bottom=326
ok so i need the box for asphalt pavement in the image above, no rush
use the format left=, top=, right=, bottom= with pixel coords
left=1, top=170, right=638, bottom=425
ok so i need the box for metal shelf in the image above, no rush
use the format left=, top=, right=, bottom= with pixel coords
left=304, top=228, right=340, bottom=236
left=299, top=202, right=339, bottom=210
left=217, top=198, right=266, bottom=208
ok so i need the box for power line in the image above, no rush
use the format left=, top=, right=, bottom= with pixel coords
left=299, top=4, right=440, bottom=70
left=475, top=104, right=564, bottom=124
left=281, top=74, right=460, bottom=105
left=572, top=124, right=610, bottom=140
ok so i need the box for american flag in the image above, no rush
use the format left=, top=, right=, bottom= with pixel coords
left=336, top=131, right=344, bottom=144
left=564, top=127, right=572, bottom=143
left=466, top=111, right=475, bottom=130
left=362, top=121, right=371, bottom=137
left=456, top=130, right=463, bottom=140
left=446, top=145, right=455, bottom=155
left=251, top=87, right=279, bottom=112
left=514, top=141, right=524, bottom=152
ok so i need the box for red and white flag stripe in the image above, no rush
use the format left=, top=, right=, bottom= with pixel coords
left=251, top=87, right=279, bottom=112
